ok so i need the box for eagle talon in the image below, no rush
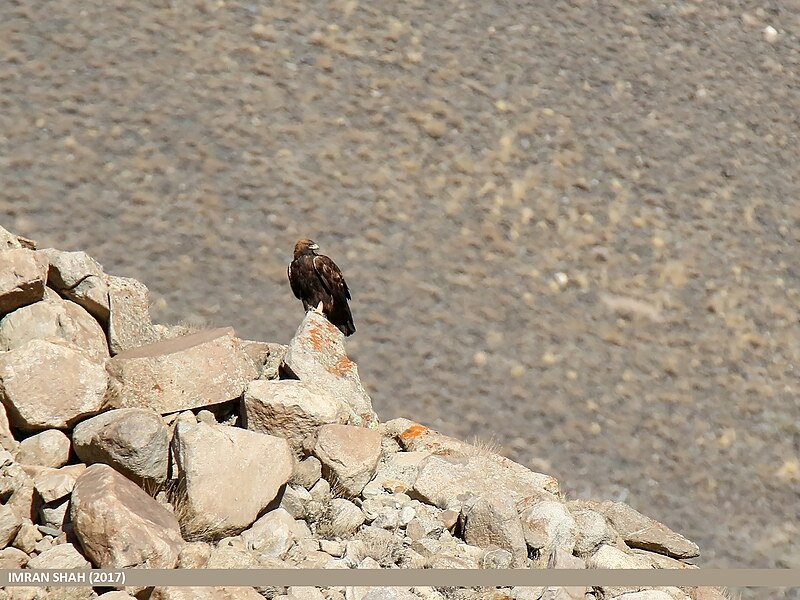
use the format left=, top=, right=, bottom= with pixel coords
left=313, top=301, right=325, bottom=314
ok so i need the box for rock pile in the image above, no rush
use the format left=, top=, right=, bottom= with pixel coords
left=0, top=226, right=724, bottom=600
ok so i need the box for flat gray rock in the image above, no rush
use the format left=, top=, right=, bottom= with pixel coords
left=106, top=327, right=258, bottom=414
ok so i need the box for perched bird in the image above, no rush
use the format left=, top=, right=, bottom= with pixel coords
left=288, top=239, right=355, bottom=336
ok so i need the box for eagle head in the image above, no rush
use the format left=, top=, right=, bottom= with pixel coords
left=294, top=239, right=320, bottom=258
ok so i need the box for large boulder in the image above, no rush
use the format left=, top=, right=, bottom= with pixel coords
left=312, top=424, right=382, bottom=498
left=0, top=339, right=108, bottom=431
left=106, top=327, right=258, bottom=414
left=0, top=248, right=48, bottom=316
left=283, top=311, right=376, bottom=426
left=72, top=408, right=169, bottom=484
left=0, top=295, right=109, bottom=362
left=171, top=421, right=293, bottom=539
left=411, top=453, right=558, bottom=510
left=38, top=248, right=110, bottom=323
left=242, top=379, right=350, bottom=454
left=70, top=464, right=183, bottom=568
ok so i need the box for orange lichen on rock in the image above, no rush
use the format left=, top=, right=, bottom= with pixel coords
left=328, top=355, right=355, bottom=377
left=400, top=424, right=430, bottom=439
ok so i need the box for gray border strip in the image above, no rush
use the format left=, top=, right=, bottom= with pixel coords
left=2, top=569, right=799, bottom=588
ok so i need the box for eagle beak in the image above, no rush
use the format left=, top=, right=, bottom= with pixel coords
left=309, top=243, right=319, bottom=250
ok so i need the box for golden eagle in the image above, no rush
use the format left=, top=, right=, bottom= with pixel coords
left=288, top=239, right=355, bottom=336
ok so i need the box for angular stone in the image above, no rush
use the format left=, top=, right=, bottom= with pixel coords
left=586, top=544, right=655, bottom=569
left=38, top=249, right=109, bottom=322
left=0, top=295, right=109, bottom=363
left=462, top=495, right=528, bottom=567
left=39, top=497, right=71, bottom=530
left=0, top=249, right=48, bottom=316
left=106, top=327, right=258, bottom=414
left=630, top=548, right=698, bottom=570
left=27, top=543, right=90, bottom=569
left=16, top=429, right=71, bottom=468
left=33, top=464, right=85, bottom=503
left=243, top=380, right=349, bottom=454
left=106, top=275, right=159, bottom=354
left=519, top=500, right=578, bottom=561
left=72, top=408, right=169, bottom=484
left=371, top=450, right=430, bottom=492
left=312, top=424, right=382, bottom=498
left=241, top=508, right=295, bottom=557
left=283, top=311, right=376, bottom=426
left=595, top=501, right=700, bottom=559
left=11, top=521, right=41, bottom=553
left=70, top=464, right=183, bottom=568
left=150, top=588, right=263, bottom=600
left=412, top=453, right=558, bottom=510
left=172, top=421, right=293, bottom=539
left=0, top=503, right=22, bottom=548
left=0, top=340, right=107, bottom=431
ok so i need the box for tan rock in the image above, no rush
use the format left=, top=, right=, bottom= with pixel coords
left=16, top=429, right=71, bottom=468
left=283, top=311, right=376, bottom=426
left=242, top=379, right=350, bottom=453
left=106, top=327, right=258, bottom=414
left=177, top=541, right=213, bottom=569
left=0, top=546, right=28, bottom=568
left=312, top=424, right=382, bottom=498
left=72, top=408, right=169, bottom=484
left=70, top=463, right=183, bottom=568
left=39, top=248, right=110, bottom=322
left=0, top=340, right=107, bottom=431
left=33, top=464, right=85, bottom=503
left=172, top=421, right=293, bottom=539
left=0, top=503, right=22, bottom=548
left=595, top=501, right=700, bottom=559
left=586, top=543, right=655, bottom=569
left=462, top=495, right=528, bottom=567
left=412, top=453, right=558, bottom=510
left=27, top=543, right=90, bottom=569
left=0, top=249, right=48, bottom=315
left=317, top=498, right=366, bottom=537
left=519, top=500, right=578, bottom=560
left=240, top=508, right=296, bottom=557
left=0, top=295, right=109, bottom=362
left=0, top=226, right=27, bottom=251
left=106, top=275, right=159, bottom=354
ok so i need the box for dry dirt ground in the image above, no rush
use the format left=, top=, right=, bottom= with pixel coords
left=1, top=0, right=799, bottom=596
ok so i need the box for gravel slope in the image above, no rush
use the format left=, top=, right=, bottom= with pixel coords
left=2, top=1, right=799, bottom=595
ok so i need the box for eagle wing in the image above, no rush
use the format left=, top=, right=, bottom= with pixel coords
left=287, top=261, right=304, bottom=300
left=313, top=255, right=351, bottom=300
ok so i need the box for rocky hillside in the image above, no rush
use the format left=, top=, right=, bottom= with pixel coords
left=0, top=226, right=724, bottom=600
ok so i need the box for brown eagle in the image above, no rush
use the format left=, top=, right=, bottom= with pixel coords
left=288, top=239, right=355, bottom=336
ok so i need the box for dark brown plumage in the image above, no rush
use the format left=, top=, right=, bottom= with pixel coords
left=288, top=239, right=355, bottom=336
